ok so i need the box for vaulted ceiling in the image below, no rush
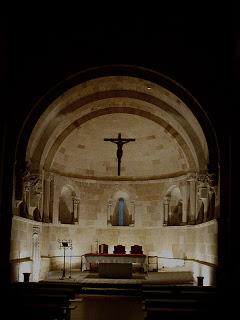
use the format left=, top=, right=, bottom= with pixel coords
left=27, top=75, right=208, bottom=180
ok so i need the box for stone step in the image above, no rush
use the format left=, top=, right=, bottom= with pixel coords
left=81, top=286, right=140, bottom=295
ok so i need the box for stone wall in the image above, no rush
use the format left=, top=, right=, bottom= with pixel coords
left=52, top=175, right=193, bottom=227
left=190, top=220, right=218, bottom=265
left=10, top=216, right=37, bottom=261
left=10, top=212, right=218, bottom=281
left=10, top=217, right=43, bottom=282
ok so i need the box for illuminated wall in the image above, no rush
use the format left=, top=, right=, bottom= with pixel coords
left=10, top=215, right=217, bottom=283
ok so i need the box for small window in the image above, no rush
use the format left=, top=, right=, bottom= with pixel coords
left=111, top=197, right=132, bottom=226
left=118, top=197, right=125, bottom=225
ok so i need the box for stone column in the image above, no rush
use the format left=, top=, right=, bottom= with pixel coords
left=207, top=189, right=215, bottom=220
left=180, top=181, right=189, bottom=225
left=49, top=178, right=54, bottom=222
left=40, top=171, right=45, bottom=220
left=202, top=196, right=208, bottom=222
left=23, top=181, right=31, bottom=218
left=188, top=178, right=196, bottom=224
left=163, top=197, right=169, bottom=226
left=52, top=175, right=59, bottom=224
left=130, top=200, right=135, bottom=225
left=107, top=200, right=113, bottom=225
left=178, top=200, right=183, bottom=224
left=198, top=185, right=209, bottom=222
left=73, top=198, right=80, bottom=224
left=24, top=182, right=30, bottom=208
left=36, top=193, right=41, bottom=211
left=42, top=173, right=54, bottom=223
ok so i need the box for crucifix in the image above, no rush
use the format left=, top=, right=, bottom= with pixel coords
left=104, top=133, right=136, bottom=176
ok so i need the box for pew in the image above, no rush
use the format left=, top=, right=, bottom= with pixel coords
left=7, top=283, right=77, bottom=319
left=11, top=283, right=76, bottom=299
left=142, top=284, right=218, bottom=319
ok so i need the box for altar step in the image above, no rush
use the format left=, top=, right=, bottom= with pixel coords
left=80, top=286, right=141, bottom=296
left=79, top=281, right=142, bottom=296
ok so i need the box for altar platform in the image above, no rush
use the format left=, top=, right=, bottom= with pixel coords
left=44, top=269, right=194, bottom=286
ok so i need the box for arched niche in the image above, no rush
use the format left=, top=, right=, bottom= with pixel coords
left=59, top=184, right=76, bottom=224
left=164, top=185, right=183, bottom=226
left=29, top=206, right=41, bottom=222
left=16, top=200, right=28, bottom=218
left=108, top=190, right=135, bottom=226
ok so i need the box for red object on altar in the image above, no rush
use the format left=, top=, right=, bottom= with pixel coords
left=130, top=245, right=143, bottom=254
left=113, top=244, right=126, bottom=254
left=99, top=243, right=108, bottom=254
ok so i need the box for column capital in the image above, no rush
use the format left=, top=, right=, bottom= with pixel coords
left=24, top=182, right=30, bottom=192
left=196, top=172, right=216, bottom=185
left=23, top=174, right=42, bottom=194
left=186, top=171, right=197, bottom=181
left=163, top=197, right=170, bottom=204
left=73, top=198, right=80, bottom=205
left=44, top=171, right=55, bottom=182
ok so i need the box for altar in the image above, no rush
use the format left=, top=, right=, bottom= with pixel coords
left=83, top=253, right=147, bottom=278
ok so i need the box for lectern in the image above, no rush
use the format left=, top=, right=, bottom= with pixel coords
left=58, top=239, right=72, bottom=279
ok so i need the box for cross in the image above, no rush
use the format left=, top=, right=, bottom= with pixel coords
left=104, top=133, right=136, bottom=176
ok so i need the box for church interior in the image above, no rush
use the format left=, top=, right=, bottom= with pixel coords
left=0, top=9, right=237, bottom=319
left=11, top=72, right=219, bottom=285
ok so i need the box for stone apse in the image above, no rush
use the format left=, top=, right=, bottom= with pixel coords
left=10, top=67, right=219, bottom=285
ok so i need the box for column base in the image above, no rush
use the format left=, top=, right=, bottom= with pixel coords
left=180, top=221, right=187, bottom=226
left=42, top=217, right=51, bottom=223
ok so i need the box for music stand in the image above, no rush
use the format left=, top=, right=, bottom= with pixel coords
left=58, top=240, right=72, bottom=279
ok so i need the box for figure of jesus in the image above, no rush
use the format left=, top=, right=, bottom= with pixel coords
left=104, top=133, right=136, bottom=176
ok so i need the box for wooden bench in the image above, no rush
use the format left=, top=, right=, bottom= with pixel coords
left=142, top=285, right=218, bottom=319
left=7, top=291, right=75, bottom=320
left=11, top=283, right=76, bottom=299
left=145, top=306, right=207, bottom=320
left=143, top=298, right=200, bottom=309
